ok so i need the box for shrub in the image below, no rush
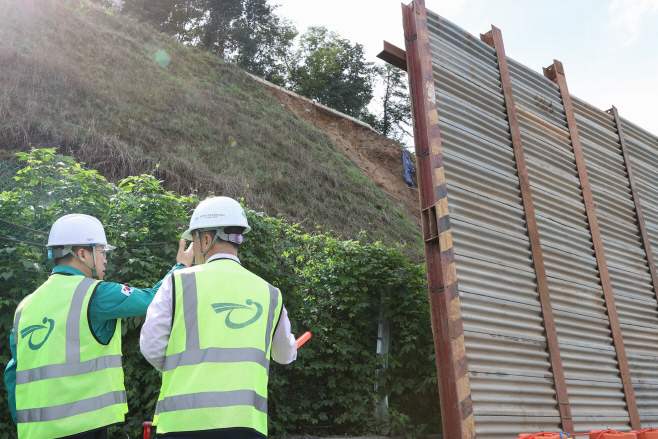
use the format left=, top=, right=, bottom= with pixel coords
left=0, top=149, right=440, bottom=438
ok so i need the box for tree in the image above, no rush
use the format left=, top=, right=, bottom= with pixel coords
left=230, top=3, right=297, bottom=85
left=107, top=0, right=297, bottom=84
left=111, top=0, right=205, bottom=42
left=371, top=64, right=412, bottom=144
left=288, top=27, right=375, bottom=119
left=199, top=0, right=243, bottom=57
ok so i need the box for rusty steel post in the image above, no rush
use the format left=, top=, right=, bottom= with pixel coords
left=482, top=27, right=574, bottom=434
left=402, top=1, right=475, bottom=438
left=545, top=60, right=641, bottom=430
left=609, top=106, right=658, bottom=306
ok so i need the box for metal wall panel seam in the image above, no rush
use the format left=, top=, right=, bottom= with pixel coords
left=483, top=27, right=574, bottom=433
left=544, top=60, right=640, bottom=430
left=609, top=106, right=658, bottom=305
left=403, top=2, right=475, bottom=438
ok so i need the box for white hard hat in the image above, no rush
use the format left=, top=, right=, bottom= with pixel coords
left=47, top=214, right=115, bottom=250
left=182, top=197, right=250, bottom=241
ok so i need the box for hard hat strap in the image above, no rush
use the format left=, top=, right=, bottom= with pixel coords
left=67, top=244, right=98, bottom=279
left=91, top=245, right=98, bottom=279
left=196, top=230, right=221, bottom=264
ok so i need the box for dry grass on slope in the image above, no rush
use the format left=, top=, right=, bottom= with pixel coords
left=0, top=0, right=423, bottom=259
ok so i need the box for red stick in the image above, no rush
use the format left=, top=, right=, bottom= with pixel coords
left=296, top=331, right=312, bottom=349
left=143, top=421, right=152, bottom=439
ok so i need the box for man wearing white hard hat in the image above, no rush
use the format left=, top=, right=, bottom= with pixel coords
left=4, top=214, right=194, bottom=439
left=140, top=196, right=297, bottom=439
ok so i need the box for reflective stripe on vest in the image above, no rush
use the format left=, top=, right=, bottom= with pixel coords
left=155, top=262, right=282, bottom=436
left=17, top=391, right=127, bottom=423
left=163, top=347, right=269, bottom=371
left=155, top=390, right=267, bottom=416
left=16, top=355, right=123, bottom=385
left=15, top=275, right=127, bottom=439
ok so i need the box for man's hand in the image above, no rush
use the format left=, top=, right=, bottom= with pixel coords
left=176, top=239, right=194, bottom=267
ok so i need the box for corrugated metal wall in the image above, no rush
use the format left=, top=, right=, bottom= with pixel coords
left=569, top=96, right=647, bottom=430
left=414, top=5, right=658, bottom=437
left=427, top=11, right=561, bottom=438
left=508, top=58, right=630, bottom=430
left=616, top=117, right=658, bottom=425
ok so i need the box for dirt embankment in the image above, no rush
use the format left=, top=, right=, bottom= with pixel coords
left=250, top=75, right=421, bottom=226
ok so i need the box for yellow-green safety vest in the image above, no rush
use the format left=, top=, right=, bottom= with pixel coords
left=154, top=259, right=283, bottom=437
left=14, top=275, right=127, bottom=439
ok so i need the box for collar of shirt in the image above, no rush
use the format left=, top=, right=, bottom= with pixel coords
left=206, top=253, right=241, bottom=265
left=52, top=265, right=87, bottom=277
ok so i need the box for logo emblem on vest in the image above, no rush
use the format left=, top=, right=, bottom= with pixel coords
left=211, top=300, right=262, bottom=329
left=21, top=317, right=55, bottom=350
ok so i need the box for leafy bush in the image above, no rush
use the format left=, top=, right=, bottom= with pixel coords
left=0, top=149, right=440, bottom=438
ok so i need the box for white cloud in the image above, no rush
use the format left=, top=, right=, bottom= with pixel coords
left=608, top=0, right=658, bottom=45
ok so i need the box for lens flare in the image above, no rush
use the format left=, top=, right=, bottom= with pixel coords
left=155, top=50, right=170, bottom=67
left=231, top=141, right=238, bottom=148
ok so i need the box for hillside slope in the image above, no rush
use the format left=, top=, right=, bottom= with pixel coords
left=0, top=0, right=422, bottom=258
left=250, top=74, right=421, bottom=223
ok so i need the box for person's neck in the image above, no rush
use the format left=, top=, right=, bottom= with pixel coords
left=58, top=260, right=92, bottom=277
left=204, top=243, right=238, bottom=261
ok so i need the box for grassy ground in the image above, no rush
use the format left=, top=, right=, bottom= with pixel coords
left=0, top=0, right=422, bottom=259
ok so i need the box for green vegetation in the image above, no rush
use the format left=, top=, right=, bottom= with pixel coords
left=0, top=149, right=440, bottom=438
left=109, top=0, right=298, bottom=85
left=371, top=64, right=413, bottom=144
left=107, top=0, right=411, bottom=136
left=289, top=26, right=374, bottom=119
left=0, top=0, right=422, bottom=260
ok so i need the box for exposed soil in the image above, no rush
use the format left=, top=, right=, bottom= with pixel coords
left=253, top=76, right=421, bottom=228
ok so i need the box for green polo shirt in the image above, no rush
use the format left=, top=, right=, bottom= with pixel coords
left=3, top=263, right=184, bottom=424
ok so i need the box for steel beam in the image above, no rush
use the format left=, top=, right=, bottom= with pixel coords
left=377, top=41, right=408, bottom=72
left=545, top=60, right=641, bottom=430
left=483, top=28, right=574, bottom=434
left=609, top=105, right=658, bottom=307
left=402, top=1, right=474, bottom=438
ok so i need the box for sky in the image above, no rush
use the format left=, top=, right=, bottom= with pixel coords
left=276, top=0, right=658, bottom=138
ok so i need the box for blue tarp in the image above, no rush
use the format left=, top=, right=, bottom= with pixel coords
left=402, top=149, right=416, bottom=188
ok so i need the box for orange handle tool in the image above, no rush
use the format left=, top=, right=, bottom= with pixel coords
left=296, top=331, right=312, bottom=349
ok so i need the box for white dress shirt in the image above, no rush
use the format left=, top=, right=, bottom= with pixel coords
left=140, top=253, right=297, bottom=371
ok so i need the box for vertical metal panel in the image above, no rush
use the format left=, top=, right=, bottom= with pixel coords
left=508, top=58, right=568, bottom=130
left=615, top=114, right=658, bottom=426
left=427, top=12, right=561, bottom=438
left=405, top=6, right=658, bottom=436
left=545, top=60, right=639, bottom=429
left=506, top=55, right=631, bottom=429
left=609, top=106, right=658, bottom=297
left=571, top=96, right=658, bottom=428
left=403, top=2, right=475, bottom=438
left=488, top=26, right=574, bottom=433
left=620, top=117, right=658, bottom=256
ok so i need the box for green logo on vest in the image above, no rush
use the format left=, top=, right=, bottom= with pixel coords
left=212, top=300, right=263, bottom=329
left=21, top=317, right=55, bottom=350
